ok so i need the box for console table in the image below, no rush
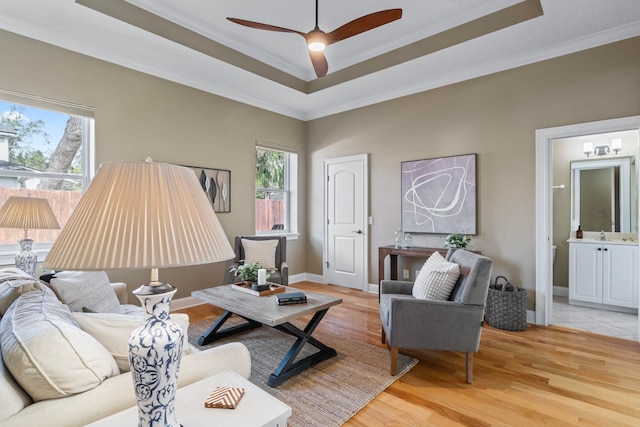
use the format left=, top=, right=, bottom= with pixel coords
left=378, top=245, right=448, bottom=301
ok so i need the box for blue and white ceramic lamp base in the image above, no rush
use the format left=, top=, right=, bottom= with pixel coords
left=129, top=286, right=184, bottom=427
left=15, top=238, right=37, bottom=277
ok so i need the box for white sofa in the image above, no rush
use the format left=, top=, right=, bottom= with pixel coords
left=0, top=269, right=251, bottom=427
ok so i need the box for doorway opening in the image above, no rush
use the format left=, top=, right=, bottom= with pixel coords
left=551, top=131, right=638, bottom=340
left=535, top=115, right=640, bottom=343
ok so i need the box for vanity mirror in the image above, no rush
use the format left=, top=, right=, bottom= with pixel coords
left=570, top=157, right=636, bottom=232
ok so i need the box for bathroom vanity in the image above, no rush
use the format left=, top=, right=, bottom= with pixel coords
left=568, top=233, right=638, bottom=313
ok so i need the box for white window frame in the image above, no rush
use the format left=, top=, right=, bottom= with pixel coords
left=255, top=142, right=298, bottom=239
left=0, top=91, right=95, bottom=265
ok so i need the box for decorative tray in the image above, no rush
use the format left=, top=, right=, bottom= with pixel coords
left=231, top=282, right=286, bottom=296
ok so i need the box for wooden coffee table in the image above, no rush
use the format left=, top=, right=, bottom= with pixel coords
left=192, top=285, right=342, bottom=387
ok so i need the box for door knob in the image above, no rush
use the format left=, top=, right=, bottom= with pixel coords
left=352, top=229, right=363, bottom=234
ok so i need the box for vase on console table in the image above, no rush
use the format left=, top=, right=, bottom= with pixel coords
left=394, top=227, right=405, bottom=249
left=403, top=233, right=413, bottom=249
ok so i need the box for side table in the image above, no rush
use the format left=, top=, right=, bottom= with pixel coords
left=86, top=369, right=292, bottom=427
left=378, top=245, right=448, bottom=301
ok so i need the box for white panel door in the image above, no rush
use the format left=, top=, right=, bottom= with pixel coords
left=325, top=155, right=367, bottom=290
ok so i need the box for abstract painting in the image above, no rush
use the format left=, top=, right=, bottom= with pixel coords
left=401, top=154, right=476, bottom=234
left=184, top=165, right=231, bottom=213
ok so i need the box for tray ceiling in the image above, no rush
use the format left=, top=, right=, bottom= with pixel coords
left=0, top=0, right=639, bottom=120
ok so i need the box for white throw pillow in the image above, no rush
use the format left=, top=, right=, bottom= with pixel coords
left=412, top=252, right=460, bottom=301
left=72, top=312, right=191, bottom=372
left=241, top=238, right=278, bottom=269
left=0, top=290, right=119, bottom=401
left=49, top=271, right=124, bottom=314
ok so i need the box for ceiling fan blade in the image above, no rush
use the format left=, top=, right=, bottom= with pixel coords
left=309, top=50, right=328, bottom=78
left=325, top=9, right=402, bottom=45
left=227, top=17, right=304, bottom=36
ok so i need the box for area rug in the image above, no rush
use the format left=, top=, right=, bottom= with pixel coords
left=188, top=318, right=418, bottom=426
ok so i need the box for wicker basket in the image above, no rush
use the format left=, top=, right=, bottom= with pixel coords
left=485, top=276, right=527, bottom=331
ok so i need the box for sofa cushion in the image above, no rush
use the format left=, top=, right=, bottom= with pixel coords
left=0, top=343, right=251, bottom=427
left=0, top=290, right=120, bottom=401
left=412, top=251, right=460, bottom=301
left=0, top=357, right=32, bottom=423
left=48, top=271, right=124, bottom=314
left=121, top=304, right=144, bottom=315
left=0, top=268, right=52, bottom=317
left=72, top=312, right=191, bottom=372
left=241, top=238, right=278, bottom=269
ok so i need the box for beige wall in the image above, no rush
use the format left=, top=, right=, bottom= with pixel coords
left=0, top=30, right=306, bottom=299
left=307, top=37, right=640, bottom=310
left=2, top=29, right=639, bottom=310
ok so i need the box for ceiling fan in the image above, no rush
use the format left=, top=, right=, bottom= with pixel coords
left=227, top=1, right=402, bottom=78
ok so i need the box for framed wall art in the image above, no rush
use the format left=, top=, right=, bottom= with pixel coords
left=401, top=153, right=476, bottom=234
left=183, top=165, right=231, bottom=213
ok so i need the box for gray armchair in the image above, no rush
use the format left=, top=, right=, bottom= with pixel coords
left=227, top=236, right=289, bottom=286
left=379, top=248, right=493, bottom=383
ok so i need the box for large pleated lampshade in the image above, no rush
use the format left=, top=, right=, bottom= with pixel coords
left=45, top=159, right=234, bottom=271
left=0, top=196, right=60, bottom=276
left=0, top=196, right=60, bottom=234
left=44, top=158, right=234, bottom=427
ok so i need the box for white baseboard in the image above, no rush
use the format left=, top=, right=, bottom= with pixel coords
left=553, top=286, right=569, bottom=297
left=527, top=309, right=536, bottom=324
left=289, top=273, right=325, bottom=284
left=290, top=272, right=324, bottom=284
left=293, top=273, right=377, bottom=294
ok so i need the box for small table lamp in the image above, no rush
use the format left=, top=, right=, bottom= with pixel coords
left=45, top=158, right=235, bottom=427
left=0, top=196, right=60, bottom=276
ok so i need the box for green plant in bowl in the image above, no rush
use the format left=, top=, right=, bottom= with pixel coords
left=444, top=233, right=471, bottom=249
left=231, top=261, right=273, bottom=283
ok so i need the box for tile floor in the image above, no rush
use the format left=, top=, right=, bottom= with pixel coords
left=552, top=296, right=638, bottom=341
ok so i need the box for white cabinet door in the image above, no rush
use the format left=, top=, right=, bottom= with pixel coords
left=603, top=244, right=638, bottom=308
left=569, top=242, right=602, bottom=304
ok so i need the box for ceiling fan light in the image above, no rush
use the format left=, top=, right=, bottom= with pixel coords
left=308, top=40, right=325, bottom=52
left=307, top=29, right=326, bottom=52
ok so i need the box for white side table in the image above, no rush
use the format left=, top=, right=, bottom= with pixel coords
left=86, top=369, right=292, bottom=427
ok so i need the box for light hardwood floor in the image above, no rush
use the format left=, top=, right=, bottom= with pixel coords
left=177, top=282, right=640, bottom=426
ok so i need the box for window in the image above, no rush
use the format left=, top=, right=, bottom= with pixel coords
left=0, top=93, right=94, bottom=263
left=255, top=144, right=297, bottom=236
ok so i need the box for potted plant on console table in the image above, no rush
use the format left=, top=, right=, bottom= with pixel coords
left=444, top=233, right=471, bottom=249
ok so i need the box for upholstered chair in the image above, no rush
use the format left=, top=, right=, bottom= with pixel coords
left=227, top=236, right=289, bottom=286
left=379, top=248, right=493, bottom=383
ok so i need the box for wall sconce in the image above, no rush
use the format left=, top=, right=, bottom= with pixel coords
left=583, top=139, right=622, bottom=157
left=611, top=138, right=622, bottom=154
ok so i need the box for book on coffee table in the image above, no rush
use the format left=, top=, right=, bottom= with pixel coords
left=274, top=291, right=307, bottom=305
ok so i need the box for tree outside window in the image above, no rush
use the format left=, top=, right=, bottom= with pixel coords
left=255, top=146, right=297, bottom=234
left=0, top=100, right=91, bottom=249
